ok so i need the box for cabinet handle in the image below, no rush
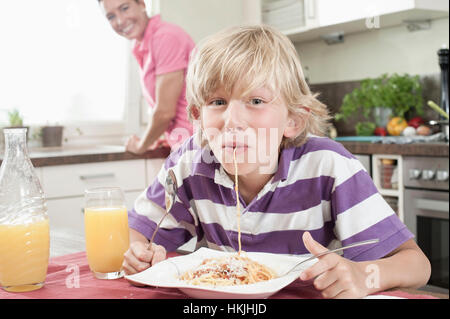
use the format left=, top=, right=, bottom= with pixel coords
left=79, top=173, right=115, bottom=180
left=416, top=198, right=449, bottom=213
left=305, top=0, right=316, bottom=19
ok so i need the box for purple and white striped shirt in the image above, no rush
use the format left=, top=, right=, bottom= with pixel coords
left=128, top=134, right=413, bottom=261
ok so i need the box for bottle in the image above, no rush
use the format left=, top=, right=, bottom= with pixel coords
left=438, top=46, right=449, bottom=140
left=0, top=128, right=50, bottom=292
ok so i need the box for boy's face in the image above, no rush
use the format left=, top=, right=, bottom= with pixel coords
left=100, top=0, right=148, bottom=41
left=200, top=83, right=297, bottom=177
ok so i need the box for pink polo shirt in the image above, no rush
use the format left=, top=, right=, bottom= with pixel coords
left=132, top=15, right=195, bottom=149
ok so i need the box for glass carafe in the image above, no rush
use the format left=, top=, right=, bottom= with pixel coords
left=0, top=128, right=50, bottom=292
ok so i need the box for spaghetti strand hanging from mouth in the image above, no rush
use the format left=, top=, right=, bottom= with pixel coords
left=178, top=147, right=277, bottom=286
left=233, top=147, right=242, bottom=255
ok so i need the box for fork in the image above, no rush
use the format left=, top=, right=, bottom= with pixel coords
left=283, top=238, right=379, bottom=276
left=148, top=169, right=178, bottom=250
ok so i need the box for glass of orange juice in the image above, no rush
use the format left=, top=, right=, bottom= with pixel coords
left=0, top=217, right=50, bottom=292
left=84, top=187, right=129, bottom=279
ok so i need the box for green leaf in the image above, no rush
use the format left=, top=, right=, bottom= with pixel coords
left=355, top=122, right=376, bottom=136
left=336, top=73, right=424, bottom=122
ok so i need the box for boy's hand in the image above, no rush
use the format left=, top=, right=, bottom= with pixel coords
left=122, top=241, right=167, bottom=275
left=300, top=232, right=369, bottom=299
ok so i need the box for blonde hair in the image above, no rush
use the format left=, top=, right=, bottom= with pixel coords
left=186, top=24, right=331, bottom=148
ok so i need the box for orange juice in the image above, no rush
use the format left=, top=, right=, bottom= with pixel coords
left=0, top=218, right=50, bottom=292
left=84, top=207, right=129, bottom=274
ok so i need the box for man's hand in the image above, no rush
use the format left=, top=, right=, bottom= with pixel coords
left=125, top=134, right=146, bottom=155
left=125, top=134, right=170, bottom=155
left=300, top=232, right=370, bottom=299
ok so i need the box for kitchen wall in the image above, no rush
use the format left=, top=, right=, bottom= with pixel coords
left=146, top=2, right=448, bottom=137
left=310, top=74, right=442, bottom=136
left=295, top=17, right=449, bottom=84
left=294, top=17, right=448, bottom=135
left=158, top=0, right=244, bottom=43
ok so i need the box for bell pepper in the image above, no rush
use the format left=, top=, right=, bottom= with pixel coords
left=374, top=127, right=387, bottom=136
left=407, top=116, right=424, bottom=129
left=387, top=117, right=408, bottom=136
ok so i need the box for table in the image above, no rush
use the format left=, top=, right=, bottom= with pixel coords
left=0, top=251, right=446, bottom=300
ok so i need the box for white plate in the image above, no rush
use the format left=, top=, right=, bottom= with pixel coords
left=125, top=247, right=316, bottom=299
left=363, top=295, right=405, bottom=299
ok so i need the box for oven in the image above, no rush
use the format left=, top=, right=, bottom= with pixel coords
left=403, top=156, right=449, bottom=293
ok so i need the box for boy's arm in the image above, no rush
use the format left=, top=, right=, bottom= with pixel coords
left=129, top=227, right=149, bottom=245
left=300, top=232, right=431, bottom=298
left=361, top=238, right=431, bottom=293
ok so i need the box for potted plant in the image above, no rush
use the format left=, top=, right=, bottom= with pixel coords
left=334, top=73, right=424, bottom=135
left=3, top=108, right=30, bottom=140
left=41, top=124, right=64, bottom=147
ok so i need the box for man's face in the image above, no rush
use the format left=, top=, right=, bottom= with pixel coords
left=100, top=0, right=148, bottom=40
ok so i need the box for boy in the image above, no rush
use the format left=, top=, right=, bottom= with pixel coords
left=123, top=25, right=431, bottom=298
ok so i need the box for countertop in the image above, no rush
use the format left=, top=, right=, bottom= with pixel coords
left=0, top=145, right=171, bottom=167
left=0, top=141, right=448, bottom=168
left=339, top=141, right=449, bottom=157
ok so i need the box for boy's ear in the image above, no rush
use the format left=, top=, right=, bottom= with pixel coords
left=191, top=106, right=201, bottom=121
left=283, top=108, right=309, bottom=138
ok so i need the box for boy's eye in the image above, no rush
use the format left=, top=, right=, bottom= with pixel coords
left=121, top=5, right=129, bottom=11
left=249, top=98, right=264, bottom=105
left=107, top=14, right=115, bottom=21
left=208, top=99, right=227, bottom=107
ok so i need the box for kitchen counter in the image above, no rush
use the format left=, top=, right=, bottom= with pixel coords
left=0, top=145, right=171, bottom=167
left=339, top=141, right=449, bottom=157
left=1, top=142, right=448, bottom=168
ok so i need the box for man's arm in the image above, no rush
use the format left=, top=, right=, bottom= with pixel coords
left=126, top=69, right=184, bottom=154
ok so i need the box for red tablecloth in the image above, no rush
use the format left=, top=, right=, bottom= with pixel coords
left=0, top=251, right=439, bottom=299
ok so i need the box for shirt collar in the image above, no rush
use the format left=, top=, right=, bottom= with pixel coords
left=272, top=147, right=296, bottom=183
left=190, top=144, right=220, bottom=180
left=132, top=14, right=162, bottom=60
left=190, top=141, right=296, bottom=184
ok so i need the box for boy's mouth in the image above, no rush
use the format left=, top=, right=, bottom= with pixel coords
left=222, top=142, right=248, bottom=155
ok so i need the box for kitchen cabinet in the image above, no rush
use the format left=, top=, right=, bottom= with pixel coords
left=371, top=154, right=404, bottom=222
left=354, top=154, right=371, bottom=176
left=41, top=160, right=146, bottom=199
left=249, top=0, right=449, bottom=43
left=355, top=153, right=404, bottom=221
left=40, top=159, right=163, bottom=235
left=152, top=0, right=245, bottom=43
left=146, top=158, right=165, bottom=188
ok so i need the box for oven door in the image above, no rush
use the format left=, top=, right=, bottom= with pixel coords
left=404, top=189, right=449, bottom=290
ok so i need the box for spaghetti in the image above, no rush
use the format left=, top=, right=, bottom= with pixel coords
left=179, top=148, right=277, bottom=286
left=234, top=147, right=242, bottom=254
left=179, top=253, right=277, bottom=286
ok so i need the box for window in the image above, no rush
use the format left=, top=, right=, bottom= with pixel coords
left=0, top=0, right=131, bottom=127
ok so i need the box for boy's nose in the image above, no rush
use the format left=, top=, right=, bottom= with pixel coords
left=224, top=100, right=246, bottom=130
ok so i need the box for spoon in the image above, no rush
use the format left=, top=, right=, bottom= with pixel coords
left=148, top=169, right=178, bottom=250
left=283, top=238, right=379, bottom=276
